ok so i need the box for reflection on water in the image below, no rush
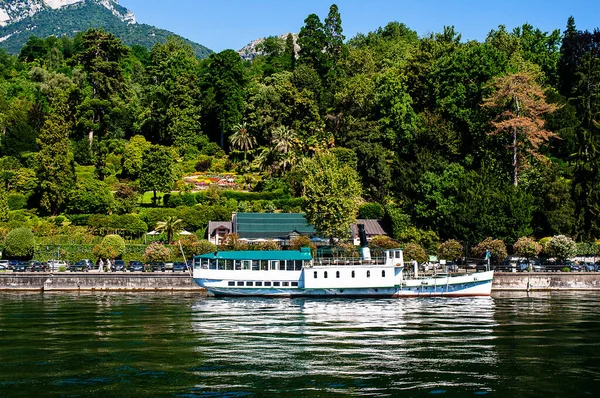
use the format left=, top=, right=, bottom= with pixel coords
left=0, top=292, right=598, bottom=397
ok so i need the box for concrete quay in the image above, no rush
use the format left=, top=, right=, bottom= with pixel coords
left=0, top=272, right=599, bottom=292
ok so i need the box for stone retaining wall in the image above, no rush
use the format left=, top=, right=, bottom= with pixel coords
left=0, top=273, right=204, bottom=292
left=0, top=272, right=599, bottom=292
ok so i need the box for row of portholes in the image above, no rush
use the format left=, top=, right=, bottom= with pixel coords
left=314, top=270, right=386, bottom=279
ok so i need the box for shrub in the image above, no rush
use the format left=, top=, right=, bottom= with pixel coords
left=92, top=234, right=125, bottom=259
left=369, top=235, right=398, bottom=249
left=289, top=235, right=316, bottom=251
left=195, top=156, right=212, bottom=172
left=403, top=242, right=428, bottom=264
left=4, top=227, right=35, bottom=259
left=358, top=203, right=385, bottom=220
left=437, top=239, right=463, bottom=261
left=219, top=233, right=248, bottom=251
left=66, top=179, right=114, bottom=215
left=384, top=205, right=411, bottom=241
left=165, top=194, right=184, bottom=208
left=177, top=235, right=216, bottom=258
left=142, top=242, right=171, bottom=263
left=255, top=240, right=279, bottom=251
left=7, top=193, right=27, bottom=211
left=114, top=184, right=139, bottom=215
left=397, top=227, right=439, bottom=253
left=472, top=238, right=507, bottom=264
left=545, top=235, right=577, bottom=263
left=513, top=237, right=542, bottom=259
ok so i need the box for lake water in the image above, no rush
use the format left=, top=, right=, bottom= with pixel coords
left=0, top=292, right=598, bottom=397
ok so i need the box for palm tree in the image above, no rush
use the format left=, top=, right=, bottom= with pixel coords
left=155, top=216, right=183, bottom=244
left=229, top=122, right=256, bottom=164
left=271, top=125, right=297, bottom=173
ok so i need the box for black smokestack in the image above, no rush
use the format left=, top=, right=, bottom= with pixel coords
left=358, top=224, right=368, bottom=248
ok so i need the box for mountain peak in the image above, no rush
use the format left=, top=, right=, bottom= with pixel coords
left=0, top=0, right=135, bottom=27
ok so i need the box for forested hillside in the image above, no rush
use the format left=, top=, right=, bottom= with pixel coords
left=0, top=4, right=599, bottom=260
left=0, top=1, right=212, bottom=58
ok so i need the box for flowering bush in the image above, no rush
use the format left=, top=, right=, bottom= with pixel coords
left=403, top=242, right=428, bottom=264
left=437, top=239, right=463, bottom=261
left=545, top=235, right=577, bottom=262
left=472, top=238, right=507, bottom=264
left=92, top=234, right=125, bottom=260
left=369, top=235, right=398, bottom=250
left=142, top=242, right=171, bottom=263
left=513, top=237, right=542, bottom=258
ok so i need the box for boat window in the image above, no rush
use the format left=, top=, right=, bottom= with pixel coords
left=201, top=259, right=209, bottom=269
left=264, top=281, right=272, bottom=287
left=291, top=282, right=298, bottom=287
left=286, top=261, right=295, bottom=271
left=260, top=260, right=268, bottom=271
left=382, top=270, right=386, bottom=277
left=336, top=271, right=340, bottom=278
left=367, top=270, right=371, bottom=278
left=352, top=271, right=355, bottom=278
left=282, top=282, right=289, bottom=287
left=246, top=282, right=254, bottom=287
left=225, top=260, right=233, bottom=270
left=314, top=271, right=318, bottom=279
left=209, top=259, right=217, bottom=270
left=273, top=282, right=281, bottom=287
left=295, top=260, right=303, bottom=270
left=395, top=251, right=401, bottom=259
left=237, top=281, right=244, bottom=286
left=228, top=281, right=235, bottom=286
left=280, top=261, right=287, bottom=271
left=243, top=260, right=251, bottom=270
left=252, top=260, right=260, bottom=271
left=324, top=271, right=328, bottom=279
left=270, top=261, right=279, bottom=270
left=235, top=260, right=242, bottom=270
left=217, top=260, right=224, bottom=270
left=255, top=282, right=263, bottom=287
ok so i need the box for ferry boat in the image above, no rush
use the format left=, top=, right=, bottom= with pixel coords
left=192, top=247, right=494, bottom=298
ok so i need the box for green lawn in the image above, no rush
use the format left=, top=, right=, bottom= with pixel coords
left=140, top=191, right=167, bottom=205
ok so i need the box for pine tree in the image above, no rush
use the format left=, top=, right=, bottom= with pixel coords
left=35, top=94, right=76, bottom=215
left=297, top=14, right=327, bottom=77
left=284, top=33, right=296, bottom=70
left=324, top=4, right=345, bottom=78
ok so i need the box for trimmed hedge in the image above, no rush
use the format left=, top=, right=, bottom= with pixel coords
left=7, top=193, right=27, bottom=211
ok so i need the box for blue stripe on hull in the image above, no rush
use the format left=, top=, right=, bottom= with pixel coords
left=194, top=279, right=492, bottom=298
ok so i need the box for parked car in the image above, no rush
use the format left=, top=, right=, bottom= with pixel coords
left=172, top=262, right=188, bottom=272
left=30, top=261, right=47, bottom=272
left=13, top=262, right=29, bottom=272
left=584, top=263, right=598, bottom=272
left=128, top=261, right=144, bottom=272
left=68, top=261, right=89, bottom=272
left=147, top=262, right=165, bottom=272
left=8, top=259, right=18, bottom=270
left=569, top=263, right=583, bottom=272
left=111, top=260, right=126, bottom=272
left=0, top=260, right=8, bottom=270
left=46, top=259, right=67, bottom=271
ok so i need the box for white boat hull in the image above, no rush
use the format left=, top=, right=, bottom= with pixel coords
left=194, top=270, right=494, bottom=298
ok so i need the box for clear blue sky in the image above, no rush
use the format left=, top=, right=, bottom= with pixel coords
left=118, top=0, right=600, bottom=52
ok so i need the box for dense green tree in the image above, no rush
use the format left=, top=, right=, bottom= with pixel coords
left=201, top=50, right=246, bottom=148
left=296, top=151, right=362, bottom=242
left=121, top=135, right=151, bottom=179
left=298, top=14, right=327, bottom=77
left=66, top=179, right=114, bottom=215
left=35, top=94, right=76, bottom=215
left=140, top=37, right=204, bottom=148
left=139, top=145, right=176, bottom=205
left=76, top=29, right=129, bottom=145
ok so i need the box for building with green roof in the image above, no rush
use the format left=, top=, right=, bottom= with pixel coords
left=233, top=212, right=317, bottom=241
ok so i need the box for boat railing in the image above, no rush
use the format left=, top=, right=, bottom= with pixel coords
left=312, top=257, right=388, bottom=266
